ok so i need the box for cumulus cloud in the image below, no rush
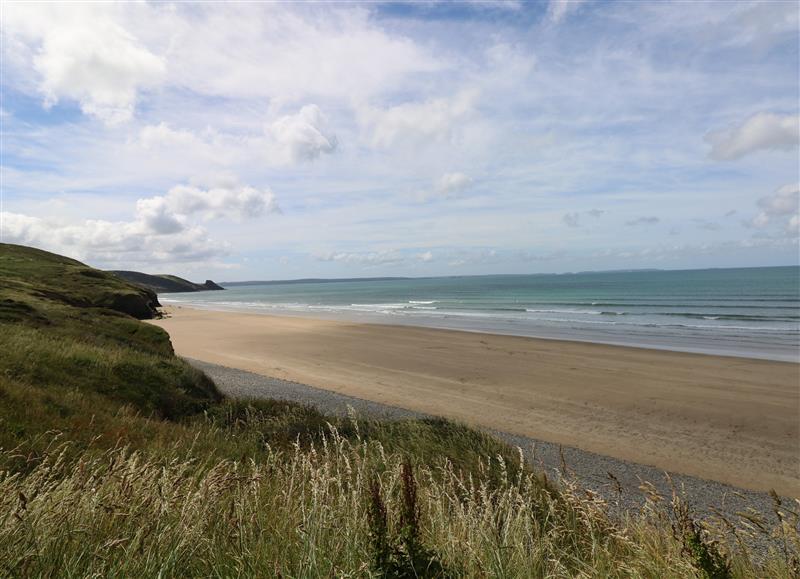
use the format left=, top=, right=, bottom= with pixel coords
left=0, top=180, right=279, bottom=266
left=587, top=209, right=605, bottom=218
left=750, top=183, right=799, bottom=233
left=5, top=3, right=165, bottom=125
left=361, top=90, right=477, bottom=148
left=757, top=183, right=799, bottom=216
left=269, top=105, right=338, bottom=162
left=626, top=216, right=660, bottom=226
left=136, top=196, right=186, bottom=235
left=158, top=182, right=281, bottom=221
left=705, top=112, right=799, bottom=160
left=1, top=210, right=224, bottom=265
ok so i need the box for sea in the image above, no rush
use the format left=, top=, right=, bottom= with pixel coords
left=160, top=266, right=800, bottom=362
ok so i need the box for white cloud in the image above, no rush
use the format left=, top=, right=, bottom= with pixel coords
left=5, top=3, right=165, bottom=125
left=159, top=182, right=281, bottom=221
left=447, top=249, right=499, bottom=267
left=706, top=112, right=799, bottom=160
left=548, top=0, right=587, bottom=24
left=269, top=105, right=338, bottom=162
left=750, top=212, right=770, bottom=228
left=757, top=183, right=799, bottom=216
left=416, top=172, right=473, bottom=202
left=139, top=123, right=199, bottom=149
left=750, top=183, right=799, bottom=232
left=1, top=210, right=224, bottom=266
left=361, top=90, right=477, bottom=148
left=314, top=250, right=406, bottom=267
left=787, top=215, right=800, bottom=236
left=136, top=197, right=186, bottom=234
left=136, top=107, right=337, bottom=170
left=0, top=180, right=279, bottom=266
left=164, top=6, right=441, bottom=103
left=428, top=172, right=473, bottom=200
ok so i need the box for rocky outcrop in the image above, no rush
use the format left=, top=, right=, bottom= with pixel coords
left=108, top=290, right=161, bottom=320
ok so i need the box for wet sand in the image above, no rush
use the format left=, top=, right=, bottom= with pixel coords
left=152, top=306, right=800, bottom=496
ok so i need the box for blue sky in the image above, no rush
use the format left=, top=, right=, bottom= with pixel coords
left=1, top=0, right=798, bottom=280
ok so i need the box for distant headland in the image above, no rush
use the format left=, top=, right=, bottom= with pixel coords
left=110, top=270, right=225, bottom=293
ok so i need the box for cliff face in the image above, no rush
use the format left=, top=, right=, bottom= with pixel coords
left=108, top=289, right=161, bottom=319
left=110, top=271, right=225, bottom=294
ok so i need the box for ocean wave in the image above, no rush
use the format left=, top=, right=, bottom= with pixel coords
left=517, top=316, right=796, bottom=332
left=525, top=308, right=604, bottom=315
left=539, top=301, right=800, bottom=309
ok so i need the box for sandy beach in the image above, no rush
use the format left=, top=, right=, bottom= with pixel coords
left=152, top=306, right=800, bottom=496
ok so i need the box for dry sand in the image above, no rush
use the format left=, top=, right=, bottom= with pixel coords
left=152, top=306, right=800, bottom=496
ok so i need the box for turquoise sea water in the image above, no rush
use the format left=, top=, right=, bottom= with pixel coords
left=161, top=267, right=800, bottom=361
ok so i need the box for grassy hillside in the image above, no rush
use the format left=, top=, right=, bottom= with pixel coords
left=0, top=244, right=220, bottom=427
left=110, top=269, right=224, bottom=293
left=0, top=243, right=797, bottom=577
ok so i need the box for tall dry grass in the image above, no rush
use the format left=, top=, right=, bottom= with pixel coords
left=1, top=423, right=797, bottom=578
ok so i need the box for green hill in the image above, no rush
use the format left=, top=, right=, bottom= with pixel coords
left=0, top=243, right=221, bottom=424
left=110, top=270, right=224, bottom=293
left=2, top=244, right=162, bottom=320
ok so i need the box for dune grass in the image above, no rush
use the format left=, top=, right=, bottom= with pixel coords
left=2, top=416, right=798, bottom=578
left=0, top=242, right=798, bottom=577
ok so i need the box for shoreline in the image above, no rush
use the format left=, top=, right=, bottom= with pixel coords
left=152, top=305, right=800, bottom=497
left=159, top=299, right=800, bottom=363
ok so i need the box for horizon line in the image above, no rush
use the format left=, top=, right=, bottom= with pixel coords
left=219, top=264, right=800, bottom=286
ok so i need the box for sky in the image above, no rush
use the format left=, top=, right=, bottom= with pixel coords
left=1, top=0, right=798, bottom=281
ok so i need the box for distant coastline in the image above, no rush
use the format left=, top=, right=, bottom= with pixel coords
left=111, top=270, right=225, bottom=294
left=219, top=264, right=798, bottom=287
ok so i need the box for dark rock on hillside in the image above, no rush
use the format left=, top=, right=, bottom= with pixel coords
left=108, top=289, right=161, bottom=319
